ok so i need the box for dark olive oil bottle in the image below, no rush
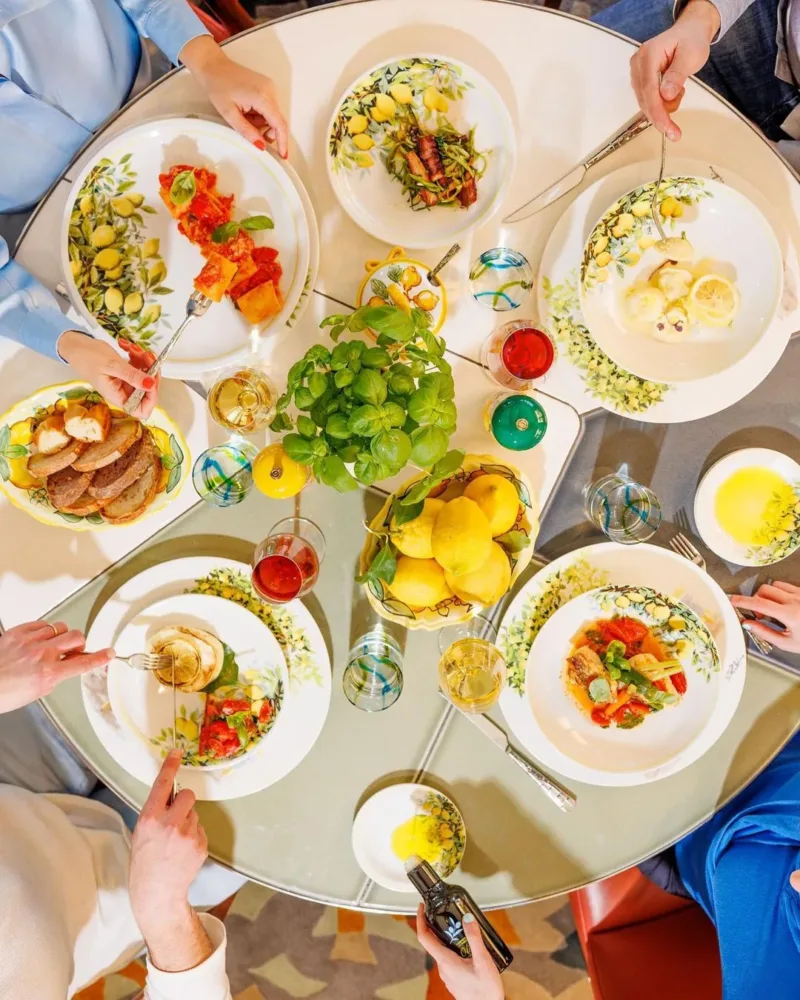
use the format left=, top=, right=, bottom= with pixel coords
left=406, top=856, right=514, bottom=972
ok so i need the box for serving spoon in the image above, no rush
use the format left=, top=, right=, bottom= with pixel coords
left=650, top=84, right=693, bottom=263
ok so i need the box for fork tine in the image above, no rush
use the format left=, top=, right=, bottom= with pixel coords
left=671, top=535, right=696, bottom=562
left=669, top=535, right=690, bottom=558
left=676, top=531, right=701, bottom=559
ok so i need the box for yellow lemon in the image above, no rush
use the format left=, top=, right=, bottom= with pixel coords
left=390, top=498, right=445, bottom=559
left=389, top=83, right=414, bottom=104
left=104, top=287, right=123, bottom=314
left=124, top=292, right=143, bottom=316
left=253, top=443, right=310, bottom=499
left=69, top=260, right=81, bottom=279
left=594, top=251, right=612, bottom=268
left=353, top=134, right=375, bottom=151
left=354, top=152, right=375, bottom=168
left=445, top=541, right=512, bottom=607
left=175, top=717, right=198, bottom=742
left=111, top=197, right=135, bottom=218
left=79, top=195, right=93, bottom=215
left=128, top=193, right=145, bottom=208
left=387, top=556, right=452, bottom=610
left=90, top=224, right=115, bottom=248
left=94, top=248, right=121, bottom=270
left=463, top=474, right=520, bottom=536
left=688, top=274, right=740, bottom=327
left=7, top=418, right=37, bottom=489
left=413, top=290, right=438, bottom=311
left=374, top=93, right=396, bottom=118
left=431, top=497, right=492, bottom=576
left=143, top=237, right=160, bottom=258
left=347, top=114, right=369, bottom=134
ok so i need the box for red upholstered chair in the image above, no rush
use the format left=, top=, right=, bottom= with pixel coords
left=570, top=868, right=723, bottom=1000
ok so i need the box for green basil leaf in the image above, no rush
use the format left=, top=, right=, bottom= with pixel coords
left=407, top=387, right=438, bottom=425
left=296, top=415, right=317, bottom=439
left=305, top=345, right=332, bottom=367
left=320, top=313, right=348, bottom=329
left=354, top=452, right=380, bottom=486
left=348, top=404, right=383, bottom=438
left=352, top=369, right=387, bottom=406
left=308, top=372, right=329, bottom=399
left=294, top=386, right=314, bottom=410
left=388, top=370, right=415, bottom=396
left=282, top=433, right=317, bottom=464
left=400, top=477, right=433, bottom=506
left=211, top=220, right=240, bottom=243
left=336, top=443, right=360, bottom=463
left=361, top=346, right=392, bottom=369
left=434, top=400, right=457, bottom=431
left=410, top=425, right=448, bottom=467
left=381, top=402, right=407, bottom=429
left=408, top=359, right=426, bottom=378
left=169, top=170, right=196, bottom=206
left=356, top=543, right=397, bottom=586
left=359, top=305, right=416, bottom=342
left=391, top=497, right=424, bottom=526
left=325, top=413, right=351, bottom=440
left=331, top=343, right=351, bottom=370
left=432, top=449, right=465, bottom=479
left=240, top=215, right=274, bottom=231
left=269, top=412, right=293, bottom=433
left=371, top=429, right=411, bottom=469
left=334, top=369, right=354, bottom=388
left=317, top=455, right=358, bottom=492
left=418, top=372, right=455, bottom=401
left=311, top=437, right=329, bottom=458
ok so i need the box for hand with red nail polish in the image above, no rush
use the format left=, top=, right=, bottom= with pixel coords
left=57, top=331, right=160, bottom=419
left=180, top=37, right=289, bottom=158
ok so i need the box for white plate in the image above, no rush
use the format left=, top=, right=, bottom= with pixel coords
left=526, top=585, right=719, bottom=780
left=108, top=593, right=287, bottom=771
left=82, top=557, right=331, bottom=800
left=579, top=177, right=782, bottom=383
left=694, top=447, right=800, bottom=566
left=499, top=542, right=746, bottom=786
left=0, top=381, right=188, bottom=531
left=62, top=118, right=318, bottom=380
left=327, top=55, right=515, bottom=249
left=351, top=783, right=466, bottom=892
left=538, top=160, right=793, bottom=422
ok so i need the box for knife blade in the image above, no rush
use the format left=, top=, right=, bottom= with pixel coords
left=440, top=693, right=576, bottom=811
left=503, top=112, right=652, bottom=224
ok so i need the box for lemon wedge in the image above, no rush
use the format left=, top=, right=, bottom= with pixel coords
left=688, top=274, right=740, bottom=327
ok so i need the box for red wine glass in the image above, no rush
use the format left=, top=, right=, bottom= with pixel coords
left=252, top=517, right=325, bottom=604
left=480, top=320, right=555, bottom=391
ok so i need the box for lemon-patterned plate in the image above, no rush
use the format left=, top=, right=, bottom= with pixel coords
left=0, top=381, right=189, bottom=531
left=357, top=247, right=447, bottom=336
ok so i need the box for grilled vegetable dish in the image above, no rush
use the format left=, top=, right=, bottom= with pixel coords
left=565, top=615, right=688, bottom=730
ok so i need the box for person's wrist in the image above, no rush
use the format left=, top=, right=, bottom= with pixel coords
left=685, top=0, right=721, bottom=43
left=180, top=35, right=226, bottom=80
left=57, top=329, right=87, bottom=363
left=133, top=896, right=193, bottom=939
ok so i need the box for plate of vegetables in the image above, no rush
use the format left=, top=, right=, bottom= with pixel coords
left=498, top=543, right=746, bottom=786
left=328, top=55, right=515, bottom=248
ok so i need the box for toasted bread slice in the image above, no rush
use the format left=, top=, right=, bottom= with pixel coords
left=61, top=493, right=107, bottom=516
left=73, top=418, right=142, bottom=472
left=64, top=402, right=111, bottom=443
left=27, top=438, right=88, bottom=478
left=88, top=431, right=156, bottom=501
left=101, top=454, right=160, bottom=524
left=46, top=466, right=94, bottom=509
left=33, top=414, right=72, bottom=456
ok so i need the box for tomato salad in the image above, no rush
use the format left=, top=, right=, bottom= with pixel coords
left=198, top=682, right=281, bottom=762
left=564, top=616, right=687, bottom=731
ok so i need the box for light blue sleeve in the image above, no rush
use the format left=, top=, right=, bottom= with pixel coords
left=116, top=0, right=210, bottom=65
left=0, top=235, right=74, bottom=363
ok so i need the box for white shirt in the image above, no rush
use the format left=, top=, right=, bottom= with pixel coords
left=0, top=785, right=231, bottom=998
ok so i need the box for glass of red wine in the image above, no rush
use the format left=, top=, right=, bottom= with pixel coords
left=252, top=517, right=325, bottom=604
left=480, top=320, right=555, bottom=391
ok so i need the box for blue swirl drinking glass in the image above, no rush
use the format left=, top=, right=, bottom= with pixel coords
left=192, top=441, right=258, bottom=507
left=469, top=248, right=533, bottom=312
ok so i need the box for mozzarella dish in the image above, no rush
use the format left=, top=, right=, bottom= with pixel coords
left=624, top=258, right=741, bottom=344
left=564, top=615, right=687, bottom=730
left=159, top=165, right=283, bottom=323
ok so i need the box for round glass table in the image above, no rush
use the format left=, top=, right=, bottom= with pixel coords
left=4, top=0, right=800, bottom=913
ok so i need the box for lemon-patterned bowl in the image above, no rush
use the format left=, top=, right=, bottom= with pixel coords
left=357, top=247, right=447, bottom=336
left=359, top=454, right=538, bottom=630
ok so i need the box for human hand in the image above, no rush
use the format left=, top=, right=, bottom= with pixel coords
left=731, top=583, right=800, bottom=653
left=416, top=905, right=504, bottom=1000
left=0, top=621, right=114, bottom=714
left=629, top=0, right=721, bottom=141
left=181, top=36, right=289, bottom=159
left=58, top=331, right=159, bottom=419
left=130, top=750, right=208, bottom=952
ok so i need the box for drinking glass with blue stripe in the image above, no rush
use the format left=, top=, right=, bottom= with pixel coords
left=343, top=627, right=404, bottom=712
left=583, top=472, right=662, bottom=544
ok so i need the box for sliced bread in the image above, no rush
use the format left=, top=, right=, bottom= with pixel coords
left=46, top=466, right=94, bottom=509
left=73, top=418, right=142, bottom=472
left=64, top=402, right=111, bottom=443
left=87, top=431, right=156, bottom=501
left=101, top=454, right=160, bottom=524
left=28, top=437, right=88, bottom=478
left=61, top=493, right=107, bottom=516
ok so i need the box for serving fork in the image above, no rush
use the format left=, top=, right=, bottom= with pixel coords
left=669, top=531, right=774, bottom=656
left=115, top=652, right=175, bottom=672
left=124, top=290, right=212, bottom=415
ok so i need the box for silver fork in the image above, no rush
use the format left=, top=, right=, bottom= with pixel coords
left=124, top=290, right=212, bottom=415
left=669, top=532, right=774, bottom=656
left=115, top=652, right=174, bottom=672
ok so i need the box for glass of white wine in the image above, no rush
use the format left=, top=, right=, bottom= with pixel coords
left=207, top=366, right=277, bottom=435
left=438, top=616, right=506, bottom=714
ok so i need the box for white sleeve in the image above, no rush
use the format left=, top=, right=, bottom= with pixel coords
left=143, top=915, right=231, bottom=1000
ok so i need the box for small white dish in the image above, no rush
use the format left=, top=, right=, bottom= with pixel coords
left=108, top=592, right=287, bottom=770
left=327, top=55, right=515, bottom=249
left=694, top=447, right=800, bottom=566
left=351, top=783, right=466, bottom=892
left=579, top=177, right=782, bottom=384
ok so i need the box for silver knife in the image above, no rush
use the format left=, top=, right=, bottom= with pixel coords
left=503, top=113, right=652, bottom=224
left=440, top=694, right=576, bottom=811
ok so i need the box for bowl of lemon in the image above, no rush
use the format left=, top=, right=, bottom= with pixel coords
left=359, top=454, right=538, bottom=629
left=694, top=447, right=800, bottom=566
left=579, top=176, right=782, bottom=384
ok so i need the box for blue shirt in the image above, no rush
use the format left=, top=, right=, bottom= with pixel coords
left=676, top=731, right=800, bottom=999
left=0, top=0, right=208, bottom=360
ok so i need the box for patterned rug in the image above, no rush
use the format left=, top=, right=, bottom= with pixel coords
left=75, top=883, right=590, bottom=999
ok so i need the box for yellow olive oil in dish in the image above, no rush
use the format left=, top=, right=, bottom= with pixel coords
left=391, top=814, right=446, bottom=866
left=714, top=467, right=795, bottom=545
